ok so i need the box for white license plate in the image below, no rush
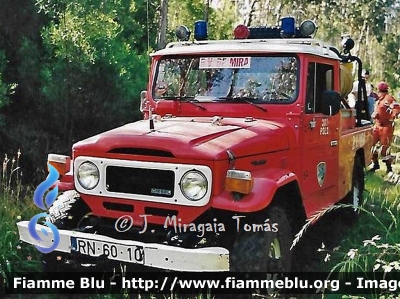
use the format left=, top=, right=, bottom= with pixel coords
left=71, top=237, right=144, bottom=264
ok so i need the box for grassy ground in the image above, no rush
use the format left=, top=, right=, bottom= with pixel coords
left=0, top=155, right=42, bottom=275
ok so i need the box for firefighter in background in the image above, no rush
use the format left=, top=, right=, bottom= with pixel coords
left=370, top=81, right=400, bottom=173
left=348, top=69, right=371, bottom=109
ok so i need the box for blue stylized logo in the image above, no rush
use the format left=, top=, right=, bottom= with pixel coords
left=28, top=163, right=60, bottom=253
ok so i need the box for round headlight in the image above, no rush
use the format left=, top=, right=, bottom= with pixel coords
left=180, top=170, right=208, bottom=201
left=77, top=161, right=99, bottom=190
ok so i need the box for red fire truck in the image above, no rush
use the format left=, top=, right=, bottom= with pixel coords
left=18, top=18, right=373, bottom=273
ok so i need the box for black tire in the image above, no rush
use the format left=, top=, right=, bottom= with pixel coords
left=230, top=207, right=293, bottom=272
left=44, top=190, right=92, bottom=272
left=47, top=190, right=90, bottom=228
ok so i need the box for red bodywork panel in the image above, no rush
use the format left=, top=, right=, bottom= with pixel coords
left=71, top=116, right=295, bottom=225
left=56, top=49, right=372, bottom=228
left=73, top=117, right=290, bottom=160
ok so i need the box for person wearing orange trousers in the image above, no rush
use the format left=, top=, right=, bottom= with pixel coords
left=370, top=81, right=400, bottom=173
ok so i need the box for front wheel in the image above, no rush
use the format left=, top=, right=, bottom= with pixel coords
left=47, top=190, right=90, bottom=228
left=44, top=190, right=94, bottom=272
left=230, top=207, right=293, bottom=272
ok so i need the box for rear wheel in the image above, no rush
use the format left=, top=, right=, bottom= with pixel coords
left=348, top=155, right=365, bottom=212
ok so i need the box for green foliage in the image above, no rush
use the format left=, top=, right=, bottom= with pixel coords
left=37, top=1, right=150, bottom=148
left=381, top=34, right=400, bottom=90
left=0, top=50, right=19, bottom=128
left=168, top=0, right=237, bottom=40
left=1, top=0, right=153, bottom=172
left=0, top=151, right=42, bottom=286
left=0, top=0, right=47, bottom=118
left=0, top=51, right=10, bottom=111
left=207, top=1, right=237, bottom=40
left=36, top=0, right=158, bottom=53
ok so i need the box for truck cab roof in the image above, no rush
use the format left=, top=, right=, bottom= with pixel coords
left=151, top=38, right=341, bottom=60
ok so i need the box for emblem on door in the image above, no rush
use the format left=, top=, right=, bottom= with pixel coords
left=317, top=162, right=326, bottom=187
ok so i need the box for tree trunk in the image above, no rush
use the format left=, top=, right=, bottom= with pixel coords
left=204, top=0, right=210, bottom=22
left=355, top=19, right=367, bottom=58
left=157, top=0, right=168, bottom=50
left=245, top=0, right=260, bottom=27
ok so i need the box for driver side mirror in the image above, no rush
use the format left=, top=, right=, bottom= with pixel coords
left=321, top=90, right=341, bottom=116
left=140, top=90, right=148, bottom=113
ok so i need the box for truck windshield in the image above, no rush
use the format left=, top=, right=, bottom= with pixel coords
left=153, top=56, right=298, bottom=103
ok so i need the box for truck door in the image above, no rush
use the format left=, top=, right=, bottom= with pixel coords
left=302, top=61, right=340, bottom=212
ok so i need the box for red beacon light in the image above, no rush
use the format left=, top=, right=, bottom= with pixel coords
left=234, top=24, right=250, bottom=39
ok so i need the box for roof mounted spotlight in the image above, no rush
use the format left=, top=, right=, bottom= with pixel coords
left=175, top=25, right=191, bottom=41
left=194, top=20, right=208, bottom=40
left=299, top=20, right=317, bottom=37
left=341, top=36, right=355, bottom=54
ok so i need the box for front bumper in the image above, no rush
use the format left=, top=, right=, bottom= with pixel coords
left=17, top=221, right=229, bottom=272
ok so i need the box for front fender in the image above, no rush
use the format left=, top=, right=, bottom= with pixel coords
left=212, top=168, right=298, bottom=213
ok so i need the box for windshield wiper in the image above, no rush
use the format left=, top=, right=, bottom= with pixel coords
left=159, top=96, right=206, bottom=110
left=262, top=91, right=293, bottom=101
left=218, top=96, right=267, bottom=112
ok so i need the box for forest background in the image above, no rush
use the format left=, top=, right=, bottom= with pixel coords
left=1, top=0, right=400, bottom=181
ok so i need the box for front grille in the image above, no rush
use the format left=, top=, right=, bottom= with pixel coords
left=74, top=156, right=211, bottom=207
left=106, top=166, right=175, bottom=198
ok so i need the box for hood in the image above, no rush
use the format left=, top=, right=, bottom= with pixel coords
left=73, top=117, right=289, bottom=160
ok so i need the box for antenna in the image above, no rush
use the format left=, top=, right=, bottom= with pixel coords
left=147, top=0, right=150, bottom=52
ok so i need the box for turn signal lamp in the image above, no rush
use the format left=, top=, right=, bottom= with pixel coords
left=194, top=20, right=208, bottom=40
left=225, top=170, right=253, bottom=194
left=47, top=154, right=71, bottom=176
